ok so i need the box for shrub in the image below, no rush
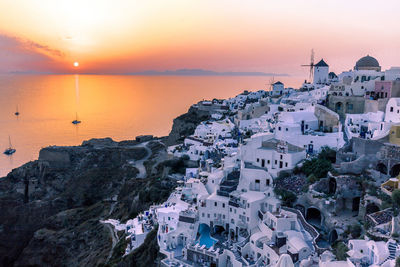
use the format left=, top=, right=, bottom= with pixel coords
left=274, top=188, right=297, bottom=207
left=318, top=146, right=337, bottom=163
left=301, top=158, right=332, bottom=179
left=332, top=241, right=349, bottom=261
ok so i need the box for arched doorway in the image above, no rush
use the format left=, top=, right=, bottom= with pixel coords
left=390, top=164, right=400, bottom=177
left=306, top=207, right=322, bottom=227
left=328, top=229, right=338, bottom=244
left=366, top=203, right=380, bottom=214
left=328, top=178, right=337, bottom=194
left=335, top=102, right=343, bottom=112
left=376, top=163, right=388, bottom=175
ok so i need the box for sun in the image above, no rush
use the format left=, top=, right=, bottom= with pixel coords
left=73, top=61, right=79, bottom=67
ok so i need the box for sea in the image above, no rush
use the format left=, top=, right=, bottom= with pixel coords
left=0, top=74, right=303, bottom=176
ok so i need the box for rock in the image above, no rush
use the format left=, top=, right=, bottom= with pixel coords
left=166, top=106, right=210, bottom=145
left=0, top=138, right=175, bottom=266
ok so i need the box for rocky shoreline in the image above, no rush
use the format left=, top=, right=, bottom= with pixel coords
left=0, top=105, right=204, bottom=267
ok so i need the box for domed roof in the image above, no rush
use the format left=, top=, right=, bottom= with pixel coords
left=355, top=55, right=380, bottom=70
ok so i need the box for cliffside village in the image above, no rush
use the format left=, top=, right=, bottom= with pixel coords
left=109, top=56, right=400, bottom=267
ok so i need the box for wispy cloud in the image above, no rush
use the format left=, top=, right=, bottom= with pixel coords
left=23, top=39, right=64, bottom=58
left=0, top=34, right=63, bottom=73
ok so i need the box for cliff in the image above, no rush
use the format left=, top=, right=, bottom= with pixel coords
left=0, top=138, right=176, bottom=267
left=166, top=105, right=211, bottom=145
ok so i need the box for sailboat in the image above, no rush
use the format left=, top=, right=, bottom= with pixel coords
left=4, top=136, right=16, bottom=155
left=15, top=105, right=20, bottom=116
left=72, top=112, right=81, bottom=124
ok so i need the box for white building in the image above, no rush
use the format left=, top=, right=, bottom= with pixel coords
left=345, top=111, right=390, bottom=140
left=241, top=136, right=306, bottom=177
left=385, top=98, right=400, bottom=123
left=314, top=59, right=329, bottom=85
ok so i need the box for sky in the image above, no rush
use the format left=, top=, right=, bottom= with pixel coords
left=0, top=0, right=400, bottom=75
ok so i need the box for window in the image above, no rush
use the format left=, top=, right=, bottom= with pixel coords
left=214, top=213, right=216, bottom=218
left=275, top=160, right=277, bottom=164
left=261, top=159, right=265, bottom=167
left=285, top=162, right=288, bottom=167
left=266, top=179, right=270, bottom=186
left=223, top=203, right=225, bottom=208
left=215, top=202, right=217, bottom=207
left=202, top=213, right=205, bottom=217
left=257, top=158, right=259, bottom=162
left=305, top=125, right=308, bottom=129
left=280, top=155, right=283, bottom=160
left=285, top=128, right=288, bottom=131
left=278, top=126, right=281, bottom=131
left=391, top=107, right=394, bottom=112
left=267, top=160, right=270, bottom=164
left=207, top=214, right=210, bottom=218
left=230, top=208, right=232, bottom=212
left=223, top=215, right=225, bottom=219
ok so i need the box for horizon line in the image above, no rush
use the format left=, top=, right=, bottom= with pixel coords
left=4, top=68, right=290, bottom=77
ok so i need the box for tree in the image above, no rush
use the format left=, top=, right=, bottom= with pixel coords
left=333, top=242, right=349, bottom=261
left=392, top=190, right=400, bottom=216
left=392, top=190, right=400, bottom=207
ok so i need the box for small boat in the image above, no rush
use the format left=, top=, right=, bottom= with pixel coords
left=4, top=136, right=16, bottom=155
left=72, top=112, right=81, bottom=124
left=15, top=105, right=20, bottom=116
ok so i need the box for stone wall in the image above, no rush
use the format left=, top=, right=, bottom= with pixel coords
left=38, top=148, right=71, bottom=169
left=327, top=95, right=365, bottom=118
left=314, top=104, right=340, bottom=132
left=364, top=98, right=389, bottom=113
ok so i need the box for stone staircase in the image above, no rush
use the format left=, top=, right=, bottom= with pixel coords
left=380, top=240, right=397, bottom=265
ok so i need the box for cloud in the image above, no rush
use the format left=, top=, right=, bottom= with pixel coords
left=23, top=39, right=64, bottom=58
left=0, top=34, right=63, bottom=73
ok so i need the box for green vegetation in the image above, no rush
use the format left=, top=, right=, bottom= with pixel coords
left=349, top=224, right=362, bottom=238
left=392, top=189, right=400, bottom=215
left=332, top=241, right=349, bottom=261
left=295, top=147, right=336, bottom=184
left=396, top=257, right=400, bottom=267
left=274, top=187, right=297, bottom=207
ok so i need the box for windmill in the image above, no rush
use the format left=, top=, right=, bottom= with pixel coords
left=267, top=76, right=275, bottom=91
left=301, top=49, right=315, bottom=82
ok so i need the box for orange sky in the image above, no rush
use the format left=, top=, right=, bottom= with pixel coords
left=0, top=0, right=399, bottom=75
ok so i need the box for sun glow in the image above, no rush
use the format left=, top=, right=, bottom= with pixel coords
left=74, top=62, right=79, bottom=67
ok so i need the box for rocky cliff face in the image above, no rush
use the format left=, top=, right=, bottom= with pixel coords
left=166, top=106, right=211, bottom=145
left=0, top=138, right=176, bottom=267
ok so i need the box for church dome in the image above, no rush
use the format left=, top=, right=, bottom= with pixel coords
left=355, top=55, right=380, bottom=71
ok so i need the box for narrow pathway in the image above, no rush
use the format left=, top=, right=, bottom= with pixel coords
left=128, top=142, right=152, bottom=179
left=103, top=222, right=119, bottom=262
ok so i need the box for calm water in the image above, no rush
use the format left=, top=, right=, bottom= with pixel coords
left=0, top=74, right=302, bottom=176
